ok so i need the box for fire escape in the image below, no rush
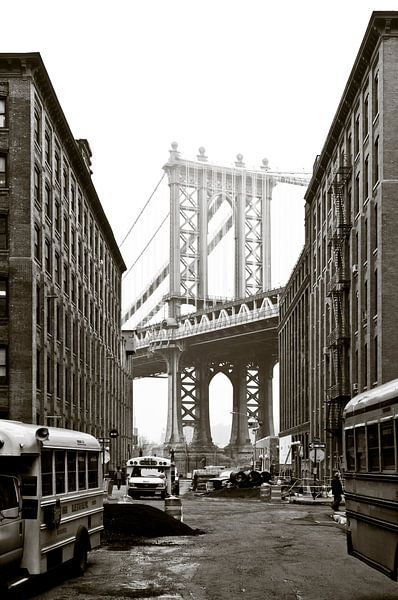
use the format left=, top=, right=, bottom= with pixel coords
left=326, top=157, right=352, bottom=434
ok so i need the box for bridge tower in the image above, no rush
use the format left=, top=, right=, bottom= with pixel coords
left=162, top=143, right=277, bottom=466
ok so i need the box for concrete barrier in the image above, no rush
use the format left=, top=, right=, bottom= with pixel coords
left=165, top=496, right=183, bottom=521
left=260, top=483, right=272, bottom=502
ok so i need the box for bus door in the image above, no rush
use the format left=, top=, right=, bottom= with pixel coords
left=0, top=475, right=24, bottom=570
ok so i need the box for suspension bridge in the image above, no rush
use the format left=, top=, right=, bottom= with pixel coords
left=121, top=143, right=310, bottom=469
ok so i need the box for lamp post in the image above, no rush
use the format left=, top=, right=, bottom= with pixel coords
left=248, top=417, right=260, bottom=470
left=230, top=412, right=261, bottom=469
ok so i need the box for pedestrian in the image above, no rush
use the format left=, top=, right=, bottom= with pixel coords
left=331, top=471, right=343, bottom=511
left=115, top=466, right=123, bottom=491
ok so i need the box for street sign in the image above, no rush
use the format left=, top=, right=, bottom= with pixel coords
left=309, top=441, right=326, bottom=450
left=309, top=448, right=325, bottom=462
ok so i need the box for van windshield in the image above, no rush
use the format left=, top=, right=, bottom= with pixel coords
left=0, top=475, right=18, bottom=511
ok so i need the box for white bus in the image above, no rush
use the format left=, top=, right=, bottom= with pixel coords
left=343, top=380, right=398, bottom=581
left=126, top=456, right=173, bottom=499
left=0, top=420, right=103, bottom=591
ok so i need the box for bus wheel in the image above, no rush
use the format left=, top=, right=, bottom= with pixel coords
left=73, top=539, right=88, bottom=575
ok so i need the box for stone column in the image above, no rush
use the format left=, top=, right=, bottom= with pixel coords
left=258, top=358, right=275, bottom=439
left=161, top=344, right=185, bottom=449
left=190, top=359, right=215, bottom=451
left=225, top=362, right=252, bottom=459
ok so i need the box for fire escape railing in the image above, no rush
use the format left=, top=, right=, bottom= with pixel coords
left=325, top=156, right=352, bottom=434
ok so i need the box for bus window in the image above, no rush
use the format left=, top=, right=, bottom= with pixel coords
left=345, top=429, right=355, bottom=471
left=55, top=450, right=66, bottom=494
left=355, top=426, right=366, bottom=471
left=78, top=451, right=86, bottom=489
left=380, top=421, right=395, bottom=470
left=367, top=424, right=380, bottom=471
left=67, top=451, right=77, bottom=491
left=42, top=449, right=53, bottom=496
left=88, top=453, right=99, bottom=488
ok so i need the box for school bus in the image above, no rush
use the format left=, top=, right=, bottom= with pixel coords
left=343, top=380, right=398, bottom=581
left=0, top=420, right=103, bottom=590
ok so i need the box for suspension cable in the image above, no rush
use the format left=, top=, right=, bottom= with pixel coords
left=118, top=172, right=166, bottom=248
left=122, top=213, right=169, bottom=280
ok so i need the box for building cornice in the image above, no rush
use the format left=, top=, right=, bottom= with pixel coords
left=0, top=52, right=126, bottom=273
left=305, top=11, right=398, bottom=204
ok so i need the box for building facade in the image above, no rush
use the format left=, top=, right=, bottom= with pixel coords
left=0, top=53, right=133, bottom=467
left=280, top=12, right=398, bottom=478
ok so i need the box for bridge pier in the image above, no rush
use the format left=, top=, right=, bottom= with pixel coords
left=190, top=359, right=216, bottom=452
left=257, top=358, right=276, bottom=439
left=160, top=344, right=185, bottom=451
left=224, top=362, right=254, bottom=463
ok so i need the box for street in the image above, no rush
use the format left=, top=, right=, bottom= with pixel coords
left=11, top=488, right=398, bottom=600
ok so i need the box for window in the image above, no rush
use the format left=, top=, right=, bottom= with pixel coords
left=373, top=137, right=379, bottom=185
left=0, top=278, right=7, bottom=317
left=54, top=148, right=61, bottom=183
left=34, top=224, right=41, bottom=262
left=78, top=452, right=86, bottom=489
left=354, top=113, right=360, bottom=156
left=44, top=130, right=51, bottom=165
left=363, top=94, right=369, bottom=138
left=354, top=172, right=360, bottom=215
left=44, top=238, right=51, bottom=273
left=36, top=349, right=41, bottom=389
left=55, top=450, right=65, bottom=494
left=381, top=421, right=395, bottom=470
left=63, top=265, right=69, bottom=296
left=41, top=450, right=53, bottom=496
left=63, top=167, right=69, bottom=198
left=88, top=453, right=99, bottom=488
left=54, top=200, right=60, bottom=233
left=34, top=166, right=41, bottom=205
left=34, top=109, right=41, bottom=146
left=47, top=296, right=52, bottom=334
left=367, top=423, right=379, bottom=471
left=71, top=180, right=76, bottom=213
left=63, top=214, right=69, bottom=248
left=0, top=346, right=7, bottom=384
left=56, top=305, right=61, bottom=341
left=56, top=361, right=61, bottom=396
left=0, top=154, right=6, bottom=187
left=0, top=98, right=5, bottom=128
left=36, top=283, right=41, bottom=325
left=54, top=251, right=60, bottom=285
left=0, top=215, right=7, bottom=249
left=364, top=156, right=369, bottom=200
left=47, top=355, right=52, bottom=392
left=71, top=274, right=76, bottom=304
left=345, top=429, right=355, bottom=471
left=355, top=426, right=366, bottom=471
left=44, top=183, right=52, bottom=219
left=373, top=71, right=379, bottom=118
left=67, top=451, right=77, bottom=491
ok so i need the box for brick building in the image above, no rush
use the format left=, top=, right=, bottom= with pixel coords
left=279, top=12, right=398, bottom=479
left=0, top=53, right=133, bottom=467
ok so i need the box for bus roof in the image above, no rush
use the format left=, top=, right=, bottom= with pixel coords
left=343, top=378, right=398, bottom=418
left=0, top=420, right=100, bottom=456
left=126, top=455, right=171, bottom=467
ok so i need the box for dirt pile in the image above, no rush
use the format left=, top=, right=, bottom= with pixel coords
left=103, top=503, right=203, bottom=542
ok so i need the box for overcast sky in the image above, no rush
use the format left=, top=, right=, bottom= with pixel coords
left=2, top=0, right=396, bottom=445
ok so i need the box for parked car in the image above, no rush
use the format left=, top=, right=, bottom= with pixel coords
left=206, top=469, right=235, bottom=491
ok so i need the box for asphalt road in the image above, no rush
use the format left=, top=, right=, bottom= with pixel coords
left=11, top=489, right=398, bottom=600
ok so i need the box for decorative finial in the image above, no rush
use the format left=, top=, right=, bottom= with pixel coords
left=235, top=153, right=245, bottom=167
left=261, top=158, right=269, bottom=171
left=197, top=146, right=208, bottom=162
left=169, top=141, right=180, bottom=162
